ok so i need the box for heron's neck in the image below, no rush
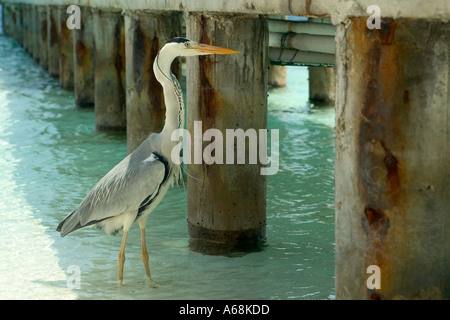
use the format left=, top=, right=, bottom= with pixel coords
left=153, top=50, right=184, bottom=138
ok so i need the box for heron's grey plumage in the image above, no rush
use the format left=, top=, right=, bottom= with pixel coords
left=57, top=135, right=179, bottom=236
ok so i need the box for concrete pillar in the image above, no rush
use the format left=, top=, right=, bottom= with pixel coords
left=0, top=3, right=3, bottom=35
left=27, top=4, right=35, bottom=55
left=335, top=18, right=450, bottom=300
left=47, top=6, right=59, bottom=78
left=3, top=3, right=12, bottom=37
left=58, top=6, right=74, bottom=89
left=92, top=8, right=126, bottom=131
left=186, top=13, right=268, bottom=253
left=14, top=4, right=23, bottom=45
left=31, top=5, right=39, bottom=62
left=73, top=6, right=94, bottom=107
left=21, top=4, right=29, bottom=51
left=38, top=6, right=48, bottom=69
left=2, top=3, right=10, bottom=37
left=3, top=3, right=15, bottom=37
left=309, top=67, right=335, bottom=103
left=268, top=65, right=287, bottom=88
left=6, top=4, right=16, bottom=40
left=124, top=10, right=182, bottom=153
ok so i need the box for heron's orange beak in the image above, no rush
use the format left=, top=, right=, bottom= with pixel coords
left=197, top=43, right=239, bottom=55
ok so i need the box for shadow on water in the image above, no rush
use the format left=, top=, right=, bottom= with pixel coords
left=0, top=34, right=336, bottom=299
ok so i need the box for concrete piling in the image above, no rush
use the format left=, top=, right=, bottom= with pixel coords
left=4, top=3, right=14, bottom=39
left=335, top=18, right=450, bottom=300
left=268, top=65, right=287, bottom=88
left=3, top=3, right=11, bottom=37
left=26, top=5, right=33, bottom=52
left=1, top=3, right=7, bottom=36
left=73, top=6, right=94, bottom=107
left=21, top=4, right=29, bottom=51
left=31, top=4, right=39, bottom=62
left=58, top=5, right=73, bottom=89
left=47, top=5, right=59, bottom=78
left=37, top=5, right=48, bottom=69
left=92, top=8, right=126, bottom=131
left=14, top=3, right=22, bottom=44
left=308, top=67, right=334, bottom=103
left=186, top=12, right=268, bottom=253
left=124, top=10, right=182, bottom=153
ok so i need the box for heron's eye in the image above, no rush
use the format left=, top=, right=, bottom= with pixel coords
left=185, top=42, right=190, bottom=48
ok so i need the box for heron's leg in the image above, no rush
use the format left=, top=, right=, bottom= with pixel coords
left=138, top=218, right=151, bottom=280
left=141, top=228, right=152, bottom=280
left=118, top=230, right=128, bottom=285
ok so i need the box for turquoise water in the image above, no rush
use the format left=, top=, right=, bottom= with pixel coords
left=0, top=33, right=335, bottom=300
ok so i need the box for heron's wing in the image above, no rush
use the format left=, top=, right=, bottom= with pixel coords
left=83, top=152, right=166, bottom=222
left=58, top=151, right=167, bottom=235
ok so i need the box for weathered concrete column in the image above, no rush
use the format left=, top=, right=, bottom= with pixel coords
left=5, top=3, right=16, bottom=39
left=38, top=6, right=48, bottom=69
left=73, top=6, right=94, bottom=107
left=0, top=4, right=2, bottom=34
left=21, top=4, right=30, bottom=52
left=47, top=6, right=59, bottom=78
left=31, top=4, right=39, bottom=62
left=2, top=3, right=11, bottom=37
left=92, top=8, right=126, bottom=131
left=14, top=4, right=23, bottom=45
left=268, top=65, right=287, bottom=88
left=26, top=4, right=34, bottom=54
left=335, top=18, right=450, bottom=300
left=0, top=4, right=5, bottom=35
left=309, top=67, right=334, bottom=102
left=58, top=6, right=74, bottom=89
left=124, top=10, right=182, bottom=153
left=186, top=13, right=268, bottom=253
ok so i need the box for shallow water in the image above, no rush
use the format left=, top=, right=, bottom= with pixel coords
left=0, top=33, right=335, bottom=300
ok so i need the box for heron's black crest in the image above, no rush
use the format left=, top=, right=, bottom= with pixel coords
left=168, top=37, right=190, bottom=44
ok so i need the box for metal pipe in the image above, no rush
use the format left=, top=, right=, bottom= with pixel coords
left=269, top=47, right=334, bottom=66
left=269, top=19, right=335, bottom=36
left=269, top=32, right=335, bottom=55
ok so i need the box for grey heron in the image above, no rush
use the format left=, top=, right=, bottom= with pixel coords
left=57, top=37, right=238, bottom=284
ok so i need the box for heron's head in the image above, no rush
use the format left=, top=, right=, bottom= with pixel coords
left=164, top=37, right=239, bottom=57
